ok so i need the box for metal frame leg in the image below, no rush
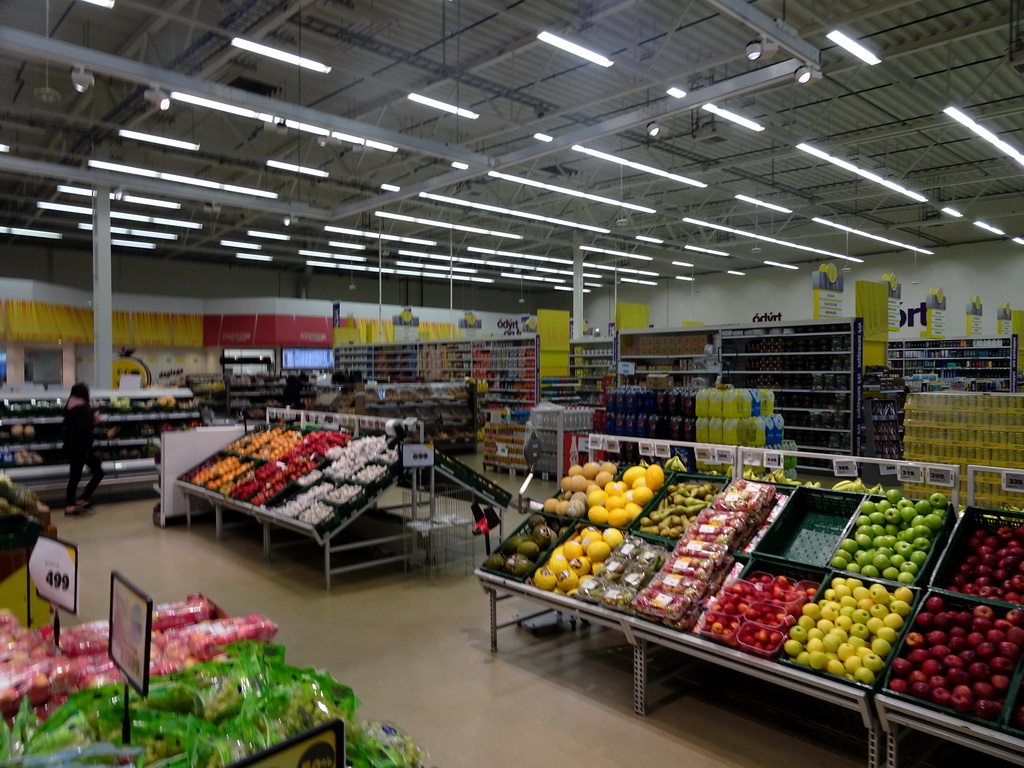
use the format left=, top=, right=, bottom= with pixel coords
left=324, top=539, right=331, bottom=591
left=215, top=505, right=222, bottom=541
left=489, top=588, right=498, bottom=653
left=868, top=719, right=882, bottom=768
left=886, top=723, right=898, bottom=768
left=262, top=523, right=271, bottom=564
left=633, top=637, right=647, bottom=717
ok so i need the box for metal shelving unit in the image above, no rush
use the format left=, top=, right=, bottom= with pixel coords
left=888, top=336, right=1017, bottom=392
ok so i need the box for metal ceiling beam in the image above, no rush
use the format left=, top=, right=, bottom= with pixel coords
left=0, top=26, right=490, bottom=167
left=700, top=0, right=820, bottom=65
left=328, top=58, right=805, bottom=220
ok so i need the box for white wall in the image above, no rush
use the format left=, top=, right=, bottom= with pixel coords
left=585, top=239, right=1024, bottom=338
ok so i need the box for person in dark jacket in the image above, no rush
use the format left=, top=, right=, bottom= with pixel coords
left=282, top=373, right=308, bottom=409
left=62, top=382, right=109, bottom=515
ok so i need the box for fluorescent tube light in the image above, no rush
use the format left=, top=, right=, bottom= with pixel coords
left=88, top=160, right=277, bottom=199
left=297, top=249, right=366, bottom=263
left=683, top=216, right=859, bottom=261
left=451, top=161, right=470, bottom=170
left=578, top=244, right=652, bottom=261
left=38, top=202, right=200, bottom=230
left=796, top=143, right=927, bottom=203
left=533, top=133, right=553, bottom=142
left=118, top=129, right=199, bottom=151
left=537, top=31, right=613, bottom=67
left=266, top=160, right=328, bottom=178
left=236, top=253, right=273, bottom=262
left=583, top=272, right=601, bottom=278
left=1013, top=238, right=1024, bottom=245
left=395, top=261, right=477, bottom=274
left=764, top=260, right=799, bottom=270
left=407, top=93, right=479, bottom=119
left=79, top=224, right=177, bottom=240
left=727, top=270, right=746, bottom=276
left=0, top=226, right=61, bottom=239
left=666, top=87, right=687, bottom=99
left=675, top=275, right=694, bottom=281
left=684, top=244, right=728, bottom=256
left=703, top=104, right=765, bottom=132
left=810, top=217, right=933, bottom=255
left=584, top=282, right=602, bottom=287
left=170, top=92, right=275, bottom=121
left=487, top=170, right=656, bottom=213
left=220, top=240, right=260, bottom=250
left=553, top=286, right=592, bottom=293
left=248, top=230, right=290, bottom=241
left=57, top=185, right=181, bottom=209
left=111, top=238, right=156, bottom=249
left=974, top=220, right=1005, bottom=236
left=572, top=145, right=706, bottom=188
left=80, top=0, right=114, bottom=7
left=375, top=211, right=521, bottom=239
left=467, top=246, right=573, bottom=266
left=324, top=225, right=436, bottom=247
left=500, top=272, right=565, bottom=284
left=734, top=194, right=791, bottom=213
left=380, top=183, right=401, bottom=192
left=635, top=235, right=663, bottom=244
left=419, top=191, right=610, bottom=233
left=37, top=201, right=92, bottom=214
left=943, top=106, right=1024, bottom=170
left=621, top=277, right=657, bottom=285
left=826, top=30, right=881, bottom=66
left=941, top=207, right=963, bottom=218
left=672, top=260, right=694, bottom=268
left=231, top=37, right=331, bottom=73
left=326, top=241, right=367, bottom=251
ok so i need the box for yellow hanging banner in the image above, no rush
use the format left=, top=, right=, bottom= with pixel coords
left=998, top=303, right=1013, bottom=337
left=538, top=309, right=570, bottom=378
left=881, top=273, right=901, bottom=331
left=615, top=302, right=649, bottom=331
left=812, top=263, right=845, bottom=318
left=965, top=296, right=983, bottom=336
left=921, top=288, right=947, bottom=338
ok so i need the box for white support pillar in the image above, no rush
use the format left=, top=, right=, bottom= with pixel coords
left=92, top=187, right=113, bottom=388
left=572, top=241, right=584, bottom=340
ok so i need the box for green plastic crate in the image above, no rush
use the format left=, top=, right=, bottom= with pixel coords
left=753, top=487, right=865, bottom=569
left=479, top=514, right=571, bottom=583
left=738, top=555, right=827, bottom=592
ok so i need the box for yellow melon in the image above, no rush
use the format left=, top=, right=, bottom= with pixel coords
left=622, top=466, right=646, bottom=487
left=624, top=502, right=642, bottom=520
left=567, top=464, right=584, bottom=477
left=580, top=528, right=604, bottom=549
left=555, top=500, right=570, bottom=516
left=605, top=496, right=625, bottom=511
left=563, top=540, right=585, bottom=560
left=631, top=476, right=648, bottom=490
left=607, top=508, right=630, bottom=528
left=595, top=471, right=614, bottom=488
left=587, top=506, right=609, bottom=525
left=603, top=528, right=625, bottom=548
left=560, top=476, right=572, bottom=493
left=587, top=541, right=612, bottom=562
left=645, top=464, right=665, bottom=492
left=569, top=475, right=589, bottom=493
left=605, top=481, right=621, bottom=495
left=582, top=462, right=600, bottom=480
left=600, top=462, right=617, bottom=476
left=587, top=489, right=608, bottom=507
left=632, top=486, right=654, bottom=507
left=543, top=498, right=559, bottom=514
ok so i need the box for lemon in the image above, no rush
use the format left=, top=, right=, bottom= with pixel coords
left=645, top=464, right=665, bottom=492
left=587, top=541, right=612, bottom=562
left=533, top=567, right=557, bottom=591
left=622, top=466, right=646, bottom=487
left=562, top=540, right=584, bottom=560
left=632, top=486, right=654, bottom=507
left=607, top=509, right=630, bottom=528
left=602, top=528, right=624, bottom=549
left=587, top=506, right=610, bottom=525
left=587, top=489, right=609, bottom=507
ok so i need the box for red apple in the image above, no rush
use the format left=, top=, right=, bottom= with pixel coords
left=967, top=632, right=986, bottom=648
left=974, top=604, right=995, bottom=621
left=947, top=668, right=971, bottom=687
left=889, top=678, right=910, bottom=695
left=991, top=674, right=1011, bottom=693
left=972, top=681, right=995, bottom=700
left=921, top=658, right=943, bottom=677
left=948, top=636, right=969, bottom=653
left=933, top=613, right=955, bottom=631
left=968, top=661, right=991, bottom=681
left=1007, top=626, right=1024, bottom=645
left=930, top=644, right=952, bottom=660
left=890, top=657, right=912, bottom=678
left=990, top=656, right=1015, bottom=675
left=974, top=699, right=1002, bottom=721
left=976, top=642, right=996, bottom=661
left=905, top=632, right=926, bottom=648
left=909, top=649, right=932, bottom=667
left=942, top=654, right=965, bottom=670
left=950, top=685, right=974, bottom=712
left=959, top=649, right=979, bottom=665
left=931, top=687, right=952, bottom=707
left=998, top=641, right=1020, bottom=661
left=1006, top=609, right=1024, bottom=627
left=910, top=681, right=932, bottom=701
left=928, top=675, right=948, bottom=690
left=909, top=670, right=929, bottom=685
left=926, top=630, right=948, bottom=647
left=925, top=595, right=946, bottom=613
left=956, top=611, right=974, bottom=629
left=915, top=612, right=934, bottom=631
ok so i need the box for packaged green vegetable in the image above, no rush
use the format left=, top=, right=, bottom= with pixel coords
left=11, top=696, right=39, bottom=758
left=132, top=682, right=204, bottom=718
left=24, top=712, right=93, bottom=755
left=347, top=721, right=426, bottom=768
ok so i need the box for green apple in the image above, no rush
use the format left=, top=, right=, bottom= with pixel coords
left=856, top=514, right=872, bottom=527
left=854, top=667, right=875, bottom=685
left=869, top=511, right=886, bottom=526
left=807, top=628, right=825, bottom=642
left=910, top=515, right=927, bottom=529
left=870, top=603, right=890, bottom=620
left=848, top=634, right=867, bottom=649
left=914, top=499, right=933, bottom=515
left=899, top=506, right=918, bottom=524
left=923, top=513, right=944, bottom=531
left=859, top=501, right=877, bottom=516
left=845, top=562, right=862, bottom=573
left=912, top=525, right=932, bottom=540
left=912, top=538, right=931, bottom=552
left=910, top=550, right=928, bottom=566
left=860, top=565, right=879, bottom=578
left=795, top=651, right=811, bottom=666
left=854, top=550, right=872, bottom=567
left=889, top=599, right=910, bottom=617
left=898, top=498, right=916, bottom=510
left=862, top=652, right=885, bottom=673
left=855, top=533, right=873, bottom=548
left=900, top=561, right=919, bottom=575
left=897, top=529, right=915, bottom=543
left=784, top=639, right=803, bottom=657
left=840, top=538, right=859, bottom=554
left=884, top=521, right=901, bottom=534
left=885, top=489, right=903, bottom=505
left=831, top=555, right=849, bottom=569
left=850, top=623, right=871, bottom=640
left=876, top=500, right=892, bottom=513
left=852, top=608, right=871, bottom=625
left=897, top=572, right=914, bottom=584
left=790, top=625, right=808, bottom=643
left=894, top=540, right=913, bottom=557
left=872, top=553, right=891, bottom=571
left=929, top=492, right=947, bottom=509
left=882, top=566, right=900, bottom=581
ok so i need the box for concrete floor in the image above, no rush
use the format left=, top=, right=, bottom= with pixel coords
left=48, top=455, right=1000, bottom=768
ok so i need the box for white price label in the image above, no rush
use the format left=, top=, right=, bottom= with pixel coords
left=926, top=467, right=956, bottom=488
left=898, top=465, right=923, bottom=484
left=617, top=361, right=635, bottom=375
left=639, top=441, right=655, bottom=456
left=714, top=447, right=733, bottom=465
left=833, top=459, right=858, bottom=477
left=695, top=447, right=713, bottom=462
left=588, top=434, right=603, bottom=452
left=654, top=442, right=671, bottom=459
left=880, top=464, right=898, bottom=476
left=604, top=437, right=620, bottom=453
left=496, top=443, right=509, bottom=458
left=1002, top=471, right=1024, bottom=493
left=402, top=442, right=434, bottom=468
left=763, top=451, right=783, bottom=470
left=744, top=450, right=764, bottom=467
left=29, top=536, right=78, bottom=614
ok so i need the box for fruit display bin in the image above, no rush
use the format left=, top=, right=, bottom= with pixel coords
left=1003, top=669, right=1024, bottom=737
left=832, top=494, right=955, bottom=588
left=627, top=472, right=731, bottom=545
left=879, top=589, right=1024, bottom=733
left=753, top=487, right=865, bottom=569
left=929, top=506, right=1024, bottom=609
left=739, top=555, right=828, bottom=590
left=778, top=570, right=922, bottom=692
left=479, top=514, right=573, bottom=583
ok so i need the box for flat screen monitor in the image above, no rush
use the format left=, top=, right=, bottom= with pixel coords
left=281, top=348, right=333, bottom=370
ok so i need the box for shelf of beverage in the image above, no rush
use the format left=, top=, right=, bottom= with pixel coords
left=775, top=407, right=851, bottom=414
left=484, top=397, right=536, bottom=405
left=725, top=370, right=853, bottom=375
left=619, top=353, right=711, bottom=360
left=782, top=425, right=850, bottom=433
left=626, top=370, right=715, bottom=376
left=792, top=444, right=852, bottom=454
left=761, top=388, right=852, bottom=394
left=722, top=330, right=851, bottom=339
left=720, top=350, right=852, bottom=356
left=890, top=342, right=1011, bottom=349
left=895, top=355, right=1011, bottom=361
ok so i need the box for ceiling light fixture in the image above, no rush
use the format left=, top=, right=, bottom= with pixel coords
left=395, top=261, right=477, bottom=274
left=56, top=186, right=181, bottom=210
left=703, top=104, right=765, bottom=132
left=794, top=65, right=823, bottom=84
left=118, top=129, right=199, bottom=151
left=734, top=193, right=791, bottom=213
left=572, top=144, right=706, bottom=188
left=635, top=235, right=663, bottom=244
left=326, top=241, right=367, bottom=251
left=810, top=216, right=934, bottom=255
left=666, top=86, right=687, bottom=99
left=220, top=240, right=261, bottom=250
left=380, top=183, right=401, bottom=192
left=230, top=37, right=332, bottom=73
left=170, top=91, right=271, bottom=119
left=375, top=210, right=521, bottom=239
left=683, top=244, right=728, bottom=256
left=297, top=249, right=367, bottom=263
left=584, top=282, right=602, bottom=288
left=578, top=244, right=652, bottom=261
left=764, top=260, right=799, bottom=270
left=418, top=191, right=611, bottom=233
left=78, top=224, right=177, bottom=240
left=796, top=143, right=927, bottom=203
left=144, top=88, right=170, bottom=111
left=500, top=272, right=564, bottom=284
left=1013, top=238, right=1024, bottom=245
left=0, top=226, right=61, bottom=239
left=536, top=31, right=614, bottom=67
left=533, top=133, right=553, bottom=142
left=248, top=230, right=290, bottom=241
left=407, top=93, right=479, bottom=119
left=646, top=121, right=661, bottom=137
left=974, top=220, right=1006, bottom=236
left=671, top=260, right=694, bottom=268
left=80, top=0, right=115, bottom=7
left=943, top=106, right=1024, bottom=170
left=451, top=161, right=470, bottom=170
left=71, top=66, right=95, bottom=93
left=621, top=277, right=658, bottom=285
left=675, top=275, right=695, bottom=282
left=683, top=216, right=860, bottom=261
left=826, top=30, right=882, bottom=66
left=745, top=37, right=778, bottom=61
left=553, top=286, right=592, bottom=293
left=727, top=270, right=746, bottom=276
left=941, top=206, right=963, bottom=218
left=266, top=159, right=328, bottom=178
left=236, top=253, right=274, bottom=262
left=111, top=238, right=156, bottom=249
left=487, top=170, right=656, bottom=213
left=0, top=144, right=8, bottom=153
left=324, top=225, right=436, bottom=246
left=282, top=215, right=294, bottom=227
left=467, top=246, right=573, bottom=266
left=88, top=159, right=277, bottom=199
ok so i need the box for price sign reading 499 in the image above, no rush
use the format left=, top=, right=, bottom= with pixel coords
left=29, top=536, right=78, bottom=614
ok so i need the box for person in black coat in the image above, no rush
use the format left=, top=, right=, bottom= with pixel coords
left=62, top=382, right=112, bottom=515
left=282, top=373, right=308, bottom=409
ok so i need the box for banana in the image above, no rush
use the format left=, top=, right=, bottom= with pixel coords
left=833, top=480, right=854, bottom=491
